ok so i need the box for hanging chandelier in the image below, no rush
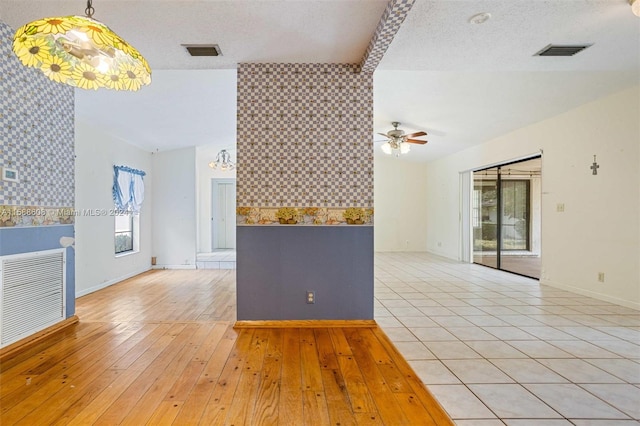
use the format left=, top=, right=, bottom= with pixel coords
left=12, top=0, right=151, bottom=91
left=208, top=150, right=235, bottom=171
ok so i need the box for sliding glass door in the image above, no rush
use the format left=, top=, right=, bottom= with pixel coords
left=472, top=157, right=541, bottom=279
left=473, top=167, right=499, bottom=269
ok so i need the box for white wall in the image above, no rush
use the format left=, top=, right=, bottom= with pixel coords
left=196, top=145, right=236, bottom=253
left=152, top=147, right=197, bottom=268
left=425, top=85, right=640, bottom=309
left=374, top=155, right=428, bottom=251
left=75, top=120, right=153, bottom=296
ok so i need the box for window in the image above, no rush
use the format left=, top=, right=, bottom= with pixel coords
left=113, top=165, right=145, bottom=255
left=115, top=212, right=134, bottom=254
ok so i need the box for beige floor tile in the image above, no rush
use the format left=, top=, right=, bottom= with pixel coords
left=424, top=341, right=483, bottom=359
left=431, top=316, right=476, bottom=327
left=524, top=383, right=629, bottom=419
left=465, top=341, right=528, bottom=359
left=409, top=360, right=461, bottom=384
left=549, top=339, right=622, bottom=358
left=506, top=340, right=573, bottom=358
left=388, top=306, right=424, bottom=316
left=504, top=421, right=573, bottom=426
left=579, top=384, right=640, bottom=419
left=442, top=359, right=514, bottom=383
left=483, top=327, right=536, bottom=340
left=591, top=340, right=640, bottom=359
left=468, top=384, right=561, bottom=418
left=455, top=420, right=505, bottom=426
left=465, top=315, right=510, bottom=327
left=396, top=315, right=438, bottom=327
left=410, top=327, right=458, bottom=341
left=518, top=326, right=577, bottom=340
left=490, top=359, right=568, bottom=384
left=446, top=326, right=499, bottom=341
left=585, top=359, right=640, bottom=384
left=555, top=326, right=621, bottom=341
left=380, top=326, right=418, bottom=342
left=570, top=420, right=640, bottom=425
left=426, top=385, right=496, bottom=419
left=393, top=341, right=436, bottom=360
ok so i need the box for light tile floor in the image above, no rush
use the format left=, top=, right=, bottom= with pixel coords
left=375, top=252, right=640, bottom=425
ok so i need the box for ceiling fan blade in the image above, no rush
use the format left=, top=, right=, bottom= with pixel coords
left=405, top=138, right=428, bottom=145
left=406, top=131, right=427, bottom=138
left=377, top=133, right=390, bottom=138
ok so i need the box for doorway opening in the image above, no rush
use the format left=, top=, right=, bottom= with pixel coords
left=211, top=178, right=236, bottom=250
left=472, top=156, right=541, bottom=279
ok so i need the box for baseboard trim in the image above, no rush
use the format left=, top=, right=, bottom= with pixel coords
left=75, top=267, right=151, bottom=297
left=234, top=319, right=377, bottom=328
left=151, top=265, right=197, bottom=270
left=540, top=279, right=640, bottom=311
left=0, top=315, right=79, bottom=363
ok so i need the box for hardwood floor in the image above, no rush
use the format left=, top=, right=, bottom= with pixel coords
left=0, top=270, right=452, bottom=425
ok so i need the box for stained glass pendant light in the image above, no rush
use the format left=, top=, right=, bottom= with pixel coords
left=12, top=0, right=151, bottom=91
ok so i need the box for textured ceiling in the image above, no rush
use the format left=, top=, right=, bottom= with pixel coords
left=1, top=0, right=638, bottom=162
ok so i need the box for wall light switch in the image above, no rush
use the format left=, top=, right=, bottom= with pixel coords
left=556, top=203, right=565, bottom=212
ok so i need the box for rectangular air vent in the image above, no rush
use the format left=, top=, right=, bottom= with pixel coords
left=1, top=249, right=66, bottom=348
left=534, top=44, right=592, bottom=57
left=183, top=44, right=222, bottom=57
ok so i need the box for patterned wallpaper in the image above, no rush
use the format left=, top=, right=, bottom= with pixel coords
left=236, top=63, right=373, bottom=223
left=361, top=0, right=416, bottom=72
left=0, top=21, right=75, bottom=227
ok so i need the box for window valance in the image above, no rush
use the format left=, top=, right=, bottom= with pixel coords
left=113, top=165, right=146, bottom=213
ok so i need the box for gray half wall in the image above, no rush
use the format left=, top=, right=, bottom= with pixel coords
left=237, top=226, right=374, bottom=320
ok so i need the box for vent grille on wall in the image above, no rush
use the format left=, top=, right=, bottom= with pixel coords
left=0, top=249, right=66, bottom=348
left=183, top=44, right=222, bottom=56
left=534, top=44, right=592, bottom=57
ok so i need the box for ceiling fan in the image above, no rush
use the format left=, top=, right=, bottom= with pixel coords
left=378, top=121, right=428, bottom=156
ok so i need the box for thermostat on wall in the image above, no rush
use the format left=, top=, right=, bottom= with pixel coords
left=2, top=167, right=18, bottom=182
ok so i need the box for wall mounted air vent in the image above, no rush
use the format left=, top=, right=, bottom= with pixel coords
left=183, top=44, right=222, bottom=57
left=534, top=44, right=592, bottom=57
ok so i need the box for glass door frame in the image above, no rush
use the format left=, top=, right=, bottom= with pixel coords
left=471, top=155, right=541, bottom=279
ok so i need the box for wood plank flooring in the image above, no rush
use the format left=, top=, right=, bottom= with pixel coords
left=0, top=270, right=452, bottom=425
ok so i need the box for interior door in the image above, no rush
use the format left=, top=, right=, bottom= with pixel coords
left=211, top=179, right=236, bottom=250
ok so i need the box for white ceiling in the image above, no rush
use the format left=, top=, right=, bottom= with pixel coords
left=1, top=0, right=638, bottom=162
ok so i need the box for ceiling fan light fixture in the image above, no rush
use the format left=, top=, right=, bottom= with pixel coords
left=381, top=142, right=393, bottom=155
left=12, top=0, right=151, bottom=91
left=400, top=143, right=411, bottom=154
left=630, top=0, right=640, bottom=17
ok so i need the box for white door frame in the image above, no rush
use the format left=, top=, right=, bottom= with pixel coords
left=459, top=171, right=472, bottom=263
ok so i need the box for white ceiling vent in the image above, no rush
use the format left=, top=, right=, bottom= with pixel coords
left=183, top=44, right=222, bottom=57
left=534, top=44, right=592, bottom=57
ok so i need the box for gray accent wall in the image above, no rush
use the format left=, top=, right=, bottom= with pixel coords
left=237, top=226, right=373, bottom=320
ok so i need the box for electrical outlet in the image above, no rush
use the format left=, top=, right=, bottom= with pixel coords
left=556, top=203, right=565, bottom=212
left=598, top=272, right=605, bottom=283
left=306, top=291, right=315, bottom=304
